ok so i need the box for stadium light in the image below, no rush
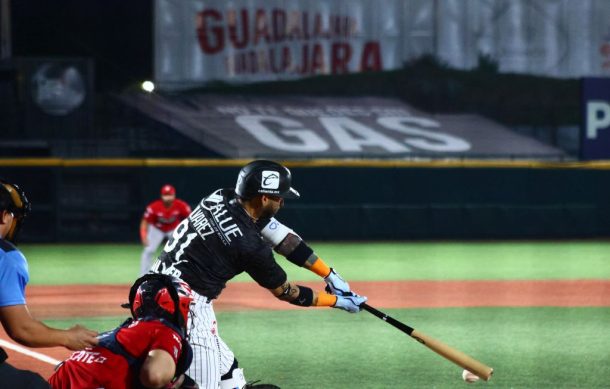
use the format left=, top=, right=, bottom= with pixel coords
left=141, top=80, right=155, bottom=93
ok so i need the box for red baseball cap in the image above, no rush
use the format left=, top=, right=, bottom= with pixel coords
left=160, top=184, right=176, bottom=196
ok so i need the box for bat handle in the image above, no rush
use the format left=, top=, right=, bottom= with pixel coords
left=361, top=303, right=415, bottom=335
left=360, top=303, right=380, bottom=316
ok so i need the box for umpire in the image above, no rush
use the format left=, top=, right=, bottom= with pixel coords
left=0, top=180, right=98, bottom=389
left=151, top=160, right=367, bottom=389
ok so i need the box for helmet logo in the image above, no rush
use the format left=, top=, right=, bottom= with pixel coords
left=261, top=171, right=280, bottom=189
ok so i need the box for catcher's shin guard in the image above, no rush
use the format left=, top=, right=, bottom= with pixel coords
left=219, top=367, right=246, bottom=389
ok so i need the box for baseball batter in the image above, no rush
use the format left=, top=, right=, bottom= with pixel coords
left=150, top=160, right=367, bottom=389
left=140, top=184, right=191, bottom=275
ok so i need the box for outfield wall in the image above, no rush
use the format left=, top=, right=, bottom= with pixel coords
left=2, top=159, right=609, bottom=242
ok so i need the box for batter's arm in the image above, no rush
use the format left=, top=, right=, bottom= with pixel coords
left=267, top=281, right=365, bottom=312
left=259, top=218, right=354, bottom=295
left=274, top=233, right=352, bottom=294
left=260, top=218, right=331, bottom=275
left=268, top=281, right=335, bottom=306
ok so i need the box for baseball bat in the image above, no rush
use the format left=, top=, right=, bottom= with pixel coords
left=361, top=303, right=493, bottom=381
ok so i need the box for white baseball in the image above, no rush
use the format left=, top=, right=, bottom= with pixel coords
left=462, top=369, right=480, bottom=383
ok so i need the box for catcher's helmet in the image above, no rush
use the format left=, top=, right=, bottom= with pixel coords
left=128, top=274, right=194, bottom=334
left=235, top=160, right=300, bottom=200
left=0, top=180, right=31, bottom=244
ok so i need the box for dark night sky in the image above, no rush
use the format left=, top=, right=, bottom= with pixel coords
left=11, top=0, right=153, bottom=92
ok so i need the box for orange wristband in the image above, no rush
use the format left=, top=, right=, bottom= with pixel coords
left=309, top=258, right=331, bottom=278
left=315, top=292, right=338, bottom=307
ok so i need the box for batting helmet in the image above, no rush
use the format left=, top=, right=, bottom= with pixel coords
left=0, top=180, right=31, bottom=244
left=128, top=274, right=194, bottom=334
left=235, top=160, right=300, bottom=200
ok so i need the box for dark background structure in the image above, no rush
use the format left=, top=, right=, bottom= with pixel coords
left=11, top=0, right=153, bottom=92
left=2, top=0, right=602, bottom=243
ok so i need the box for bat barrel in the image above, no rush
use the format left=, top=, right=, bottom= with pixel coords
left=362, top=303, right=494, bottom=382
left=410, top=329, right=494, bottom=381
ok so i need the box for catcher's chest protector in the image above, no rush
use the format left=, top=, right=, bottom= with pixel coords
left=97, top=317, right=193, bottom=385
left=97, top=319, right=143, bottom=368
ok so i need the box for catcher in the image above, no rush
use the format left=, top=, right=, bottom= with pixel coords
left=49, top=274, right=197, bottom=389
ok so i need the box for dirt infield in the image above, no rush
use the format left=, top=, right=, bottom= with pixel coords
left=2, top=279, right=609, bottom=380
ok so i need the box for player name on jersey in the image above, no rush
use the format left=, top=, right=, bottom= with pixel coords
left=190, top=206, right=215, bottom=241
left=194, top=192, right=243, bottom=245
left=68, top=350, right=108, bottom=365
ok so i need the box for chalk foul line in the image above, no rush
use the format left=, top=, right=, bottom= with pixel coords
left=0, top=339, right=60, bottom=365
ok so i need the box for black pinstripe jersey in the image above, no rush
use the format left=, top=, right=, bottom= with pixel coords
left=153, top=188, right=287, bottom=299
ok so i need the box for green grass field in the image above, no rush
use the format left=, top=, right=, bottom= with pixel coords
left=22, top=241, right=610, bottom=388
left=22, top=241, right=610, bottom=284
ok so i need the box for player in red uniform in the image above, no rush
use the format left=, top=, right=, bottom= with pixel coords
left=140, top=185, right=191, bottom=275
left=49, top=274, right=196, bottom=389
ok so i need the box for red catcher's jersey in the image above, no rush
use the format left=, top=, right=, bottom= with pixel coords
left=48, top=320, right=183, bottom=389
left=143, top=199, right=191, bottom=232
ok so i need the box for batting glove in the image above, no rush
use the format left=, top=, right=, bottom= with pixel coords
left=333, top=293, right=367, bottom=313
left=324, top=268, right=352, bottom=296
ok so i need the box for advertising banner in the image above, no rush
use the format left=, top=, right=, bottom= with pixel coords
left=155, top=0, right=610, bottom=89
left=581, top=77, right=610, bottom=160
left=155, top=0, right=399, bottom=87
left=121, top=93, right=565, bottom=160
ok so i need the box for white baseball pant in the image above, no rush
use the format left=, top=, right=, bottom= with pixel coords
left=187, top=291, right=236, bottom=388
left=140, top=226, right=171, bottom=275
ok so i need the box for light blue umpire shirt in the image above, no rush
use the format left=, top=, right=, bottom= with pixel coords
left=0, top=239, right=28, bottom=308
